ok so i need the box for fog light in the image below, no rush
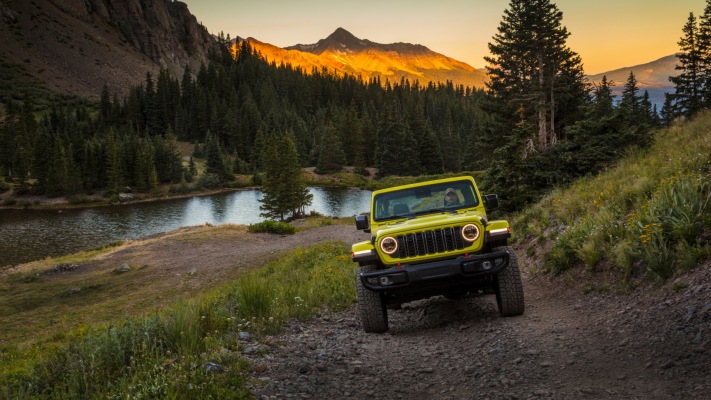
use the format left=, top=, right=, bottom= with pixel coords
left=482, top=261, right=492, bottom=270
left=379, top=276, right=392, bottom=286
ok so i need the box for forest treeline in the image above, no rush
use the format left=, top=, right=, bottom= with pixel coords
left=0, top=0, right=699, bottom=211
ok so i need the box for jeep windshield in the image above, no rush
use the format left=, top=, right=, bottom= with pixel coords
left=373, top=180, right=479, bottom=222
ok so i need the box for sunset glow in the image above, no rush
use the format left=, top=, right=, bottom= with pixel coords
left=183, top=0, right=704, bottom=75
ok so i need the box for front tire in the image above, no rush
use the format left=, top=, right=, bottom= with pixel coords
left=494, top=246, right=525, bottom=316
left=356, top=265, right=388, bottom=333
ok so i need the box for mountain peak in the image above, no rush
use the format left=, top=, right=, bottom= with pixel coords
left=286, top=27, right=370, bottom=55
left=326, top=27, right=359, bottom=43
left=270, top=29, right=488, bottom=89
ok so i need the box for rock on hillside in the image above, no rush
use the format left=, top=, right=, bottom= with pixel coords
left=0, top=0, right=217, bottom=98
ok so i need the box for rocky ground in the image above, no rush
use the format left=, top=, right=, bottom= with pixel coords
left=243, top=253, right=711, bottom=399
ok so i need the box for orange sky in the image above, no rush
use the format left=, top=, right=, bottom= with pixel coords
left=182, top=0, right=705, bottom=75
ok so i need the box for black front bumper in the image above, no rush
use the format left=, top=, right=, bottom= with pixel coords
left=360, top=250, right=510, bottom=292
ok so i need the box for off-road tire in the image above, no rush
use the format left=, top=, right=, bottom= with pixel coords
left=494, top=246, right=525, bottom=316
left=356, top=265, right=388, bottom=333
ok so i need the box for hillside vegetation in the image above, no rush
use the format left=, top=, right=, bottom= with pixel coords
left=0, top=229, right=358, bottom=399
left=513, top=112, right=711, bottom=284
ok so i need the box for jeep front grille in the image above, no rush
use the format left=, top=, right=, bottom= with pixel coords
left=393, top=227, right=470, bottom=258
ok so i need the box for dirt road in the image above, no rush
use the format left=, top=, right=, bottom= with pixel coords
left=241, top=229, right=711, bottom=399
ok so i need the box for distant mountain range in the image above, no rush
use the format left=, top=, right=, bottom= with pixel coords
left=243, top=27, right=679, bottom=108
left=239, top=28, right=488, bottom=89
left=587, top=54, right=679, bottom=109
left=0, top=0, right=680, bottom=107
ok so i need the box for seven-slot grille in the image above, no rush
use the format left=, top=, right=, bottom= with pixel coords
left=393, top=226, right=472, bottom=259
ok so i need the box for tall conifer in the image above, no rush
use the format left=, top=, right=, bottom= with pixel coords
left=260, top=135, right=312, bottom=221
left=670, top=12, right=704, bottom=118
left=485, top=0, right=586, bottom=152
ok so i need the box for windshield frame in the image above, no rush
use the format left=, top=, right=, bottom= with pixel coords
left=372, top=179, right=479, bottom=222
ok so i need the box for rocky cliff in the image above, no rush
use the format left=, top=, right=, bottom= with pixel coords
left=0, top=0, right=217, bottom=99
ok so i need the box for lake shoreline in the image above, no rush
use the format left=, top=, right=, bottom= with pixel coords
left=0, top=167, right=380, bottom=211
left=0, top=186, right=256, bottom=212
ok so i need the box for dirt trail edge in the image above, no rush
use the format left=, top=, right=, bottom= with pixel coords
left=242, top=230, right=711, bottom=399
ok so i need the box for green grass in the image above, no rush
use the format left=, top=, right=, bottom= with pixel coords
left=0, top=242, right=356, bottom=399
left=513, top=111, right=711, bottom=282
left=247, top=220, right=296, bottom=235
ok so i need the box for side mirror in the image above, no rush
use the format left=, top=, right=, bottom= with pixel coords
left=355, top=214, right=370, bottom=232
left=484, top=194, right=499, bottom=211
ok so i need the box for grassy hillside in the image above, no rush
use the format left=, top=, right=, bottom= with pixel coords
left=513, top=112, right=711, bottom=284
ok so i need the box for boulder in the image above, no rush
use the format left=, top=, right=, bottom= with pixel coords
left=118, top=193, right=135, bottom=202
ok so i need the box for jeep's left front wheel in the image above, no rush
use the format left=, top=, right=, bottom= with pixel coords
left=494, top=246, right=525, bottom=316
left=356, top=265, right=389, bottom=333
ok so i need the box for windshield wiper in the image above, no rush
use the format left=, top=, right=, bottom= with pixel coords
left=414, top=208, right=457, bottom=216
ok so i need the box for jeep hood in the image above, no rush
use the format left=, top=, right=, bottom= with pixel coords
left=371, top=210, right=487, bottom=237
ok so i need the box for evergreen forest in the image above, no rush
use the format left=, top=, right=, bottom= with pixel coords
left=0, top=0, right=706, bottom=212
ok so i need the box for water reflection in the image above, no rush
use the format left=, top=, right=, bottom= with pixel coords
left=307, top=187, right=371, bottom=217
left=0, top=187, right=372, bottom=267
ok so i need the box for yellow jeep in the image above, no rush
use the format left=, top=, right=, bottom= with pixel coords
left=352, top=176, right=524, bottom=333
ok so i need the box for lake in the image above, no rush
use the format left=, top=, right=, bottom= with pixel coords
left=0, top=187, right=372, bottom=267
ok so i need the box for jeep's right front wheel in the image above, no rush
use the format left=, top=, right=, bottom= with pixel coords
left=494, top=246, right=525, bottom=316
left=356, top=265, right=389, bottom=333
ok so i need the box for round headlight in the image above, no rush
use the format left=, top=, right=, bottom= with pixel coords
left=380, top=237, right=398, bottom=255
left=461, top=224, right=480, bottom=242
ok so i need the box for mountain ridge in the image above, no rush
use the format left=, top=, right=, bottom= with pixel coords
left=587, top=54, right=678, bottom=108
left=246, top=28, right=488, bottom=88
left=0, top=0, right=217, bottom=99
left=587, top=54, right=679, bottom=88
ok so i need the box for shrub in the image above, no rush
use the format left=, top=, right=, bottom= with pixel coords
left=198, top=173, right=222, bottom=189
left=2, top=196, right=17, bottom=206
left=248, top=220, right=296, bottom=235
left=251, top=172, right=262, bottom=185
left=632, top=174, right=711, bottom=280
left=169, top=178, right=193, bottom=194
left=0, top=177, right=10, bottom=192
left=13, top=185, right=29, bottom=196
left=67, top=195, right=91, bottom=204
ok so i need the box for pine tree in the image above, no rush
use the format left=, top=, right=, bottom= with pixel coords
left=698, top=0, right=711, bottom=106
left=259, top=134, right=312, bottom=221
left=99, top=83, right=112, bottom=125
left=660, top=93, right=676, bottom=126
left=376, top=108, right=408, bottom=176
left=105, top=128, right=123, bottom=193
left=188, top=156, right=197, bottom=177
left=618, top=72, right=657, bottom=146
left=439, top=111, right=461, bottom=172
left=619, top=72, right=641, bottom=125
left=485, top=0, right=586, bottom=152
left=204, top=132, right=233, bottom=183
left=592, top=76, right=615, bottom=117
left=484, top=0, right=586, bottom=209
left=670, top=12, right=705, bottom=118
left=418, top=123, right=444, bottom=174
left=315, top=123, right=346, bottom=174
left=13, top=96, right=37, bottom=186
left=565, top=77, right=626, bottom=176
